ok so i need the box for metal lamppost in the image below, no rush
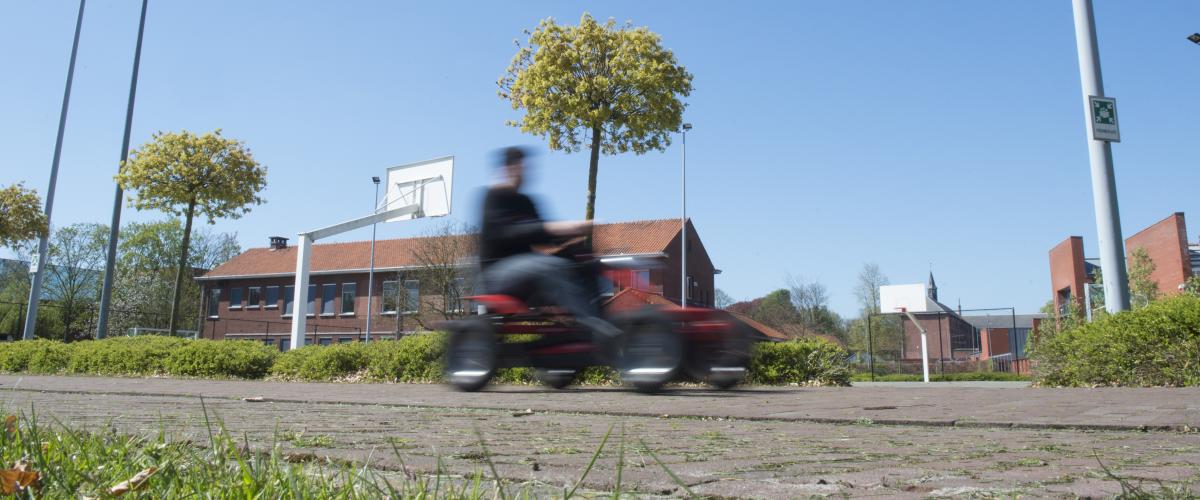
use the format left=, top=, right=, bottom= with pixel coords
left=680, top=123, right=692, bottom=309
left=23, top=0, right=86, bottom=340
left=364, top=176, right=381, bottom=342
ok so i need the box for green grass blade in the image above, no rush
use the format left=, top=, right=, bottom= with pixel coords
left=565, top=422, right=614, bottom=499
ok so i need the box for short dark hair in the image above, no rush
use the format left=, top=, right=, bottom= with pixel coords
left=501, top=146, right=526, bottom=167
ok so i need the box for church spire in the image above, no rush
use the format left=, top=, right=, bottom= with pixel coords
left=927, top=272, right=938, bottom=302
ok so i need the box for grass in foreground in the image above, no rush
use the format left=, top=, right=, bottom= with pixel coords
left=0, top=402, right=691, bottom=499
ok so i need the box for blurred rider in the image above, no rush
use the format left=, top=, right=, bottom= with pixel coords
left=478, top=146, right=621, bottom=346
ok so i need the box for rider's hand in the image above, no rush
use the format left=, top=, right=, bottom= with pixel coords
left=545, top=220, right=591, bottom=236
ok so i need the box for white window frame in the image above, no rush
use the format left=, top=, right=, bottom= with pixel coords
left=403, top=279, right=420, bottom=315
left=381, top=280, right=399, bottom=315
left=265, top=286, right=280, bottom=310
left=229, top=287, right=243, bottom=310
left=207, top=288, right=221, bottom=318
left=341, top=282, right=357, bottom=316
left=246, top=287, right=262, bottom=309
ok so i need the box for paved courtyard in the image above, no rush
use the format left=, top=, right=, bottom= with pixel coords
left=2, top=375, right=1199, bottom=497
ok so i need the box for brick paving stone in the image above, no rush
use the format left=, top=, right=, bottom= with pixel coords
left=0, top=376, right=1199, bottom=497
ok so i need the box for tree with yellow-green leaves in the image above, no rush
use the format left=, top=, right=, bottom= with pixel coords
left=499, top=13, right=693, bottom=220
left=117, top=130, right=267, bottom=336
left=0, top=183, right=48, bottom=249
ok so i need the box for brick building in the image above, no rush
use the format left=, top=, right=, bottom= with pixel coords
left=1049, top=212, right=1199, bottom=316
left=195, top=219, right=718, bottom=349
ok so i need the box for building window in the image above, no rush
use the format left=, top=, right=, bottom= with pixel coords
left=403, top=279, right=420, bottom=314
left=229, top=288, right=243, bottom=309
left=633, top=270, right=650, bottom=291
left=321, top=284, right=336, bottom=316
left=246, top=287, right=262, bottom=309
left=318, top=337, right=333, bottom=346
left=686, top=275, right=694, bottom=300
left=283, top=286, right=295, bottom=316
left=279, top=339, right=290, bottom=352
left=262, top=339, right=274, bottom=347
left=382, top=280, right=398, bottom=314
left=341, top=283, right=357, bottom=315
left=265, top=286, right=280, bottom=309
left=338, top=337, right=353, bottom=344
left=207, top=288, right=220, bottom=318
left=447, top=277, right=466, bottom=313
left=307, top=284, right=317, bottom=316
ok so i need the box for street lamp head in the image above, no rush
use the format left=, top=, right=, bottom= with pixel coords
left=371, top=176, right=381, bottom=184
left=682, top=123, right=693, bottom=131
left=1189, top=33, right=1200, bottom=45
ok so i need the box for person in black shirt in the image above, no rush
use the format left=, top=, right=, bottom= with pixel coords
left=478, top=147, right=620, bottom=343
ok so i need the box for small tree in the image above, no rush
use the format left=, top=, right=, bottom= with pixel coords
left=0, top=183, right=48, bottom=249
left=43, top=223, right=109, bottom=340
left=408, top=221, right=477, bottom=328
left=117, top=130, right=266, bottom=336
left=499, top=13, right=693, bottom=220
left=1127, top=247, right=1158, bottom=308
left=714, top=288, right=734, bottom=310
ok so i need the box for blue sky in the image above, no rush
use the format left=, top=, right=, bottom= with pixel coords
left=2, top=1, right=1198, bottom=317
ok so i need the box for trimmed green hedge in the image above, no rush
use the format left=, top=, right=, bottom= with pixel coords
left=748, top=338, right=851, bottom=386
left=850, top=372, right=1030, bottom=383
left=1030, top=295, right=1200, bottom=387
left=0, top=334, right=851, bottom=386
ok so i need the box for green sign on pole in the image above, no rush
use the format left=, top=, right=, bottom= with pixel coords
left=1088, top=96, right=1120, bottom=142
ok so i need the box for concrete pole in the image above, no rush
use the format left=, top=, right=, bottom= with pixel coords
left=24, top=0, right=86, bottom=340
left=290, top=234, right=312, bottom=350
left=364, top=180, right=380, bottom=341
left=96, top=0, right=150, bottom=338
left=680, top=124, right=691, bottom=308
left=1072, top=0, right=1130, bottom=313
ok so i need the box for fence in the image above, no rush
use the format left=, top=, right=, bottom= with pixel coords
left=0, top=301, right=198, bottom=342
left=857, top=307, right=1030, bottom=380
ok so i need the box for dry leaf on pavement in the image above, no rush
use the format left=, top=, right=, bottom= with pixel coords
left=0, top=468, right=40, bottom=495
left=109, top=467, right=157, bottom=496
left=3, top=415, right=15, bottom=434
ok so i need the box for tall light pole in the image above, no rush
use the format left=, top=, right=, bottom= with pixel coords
left=364, top=176, right=381, bottom=341
left=96, top=0, right=150, bottom=338
left=24, top=0, right=86, bottom=340
left=1072, top=0, right=1130, bottom=313
left=680, top=123, right=691, bottom=309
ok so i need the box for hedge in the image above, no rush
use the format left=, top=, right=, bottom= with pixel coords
left=0, top=334, right=851, bottom=386
left=1030, top=295, right=1200, bottom=387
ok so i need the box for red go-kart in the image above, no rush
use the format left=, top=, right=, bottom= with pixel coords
left=441, top=242, right=750, bottom=393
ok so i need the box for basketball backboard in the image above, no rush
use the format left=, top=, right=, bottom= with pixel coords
left=879, top=283, right=932, bottom=313
left=381, top=156, right=453, bottom=222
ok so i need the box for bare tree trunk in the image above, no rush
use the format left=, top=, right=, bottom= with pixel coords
left=168, top=200, right=196, bottom=337
left=585, top=126, right=602, bottom=221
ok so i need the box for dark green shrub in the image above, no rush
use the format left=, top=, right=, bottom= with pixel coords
left=271, top=343, right=371, bottom=381
left=366, top=334, right=446, bottom=382
left=1031, top=295, right=1200, bottom=387
left=746, top=338, right=850, bottom=386
left=166, top=340, right=277, bottom=379
left=0, top=339, right=74, bottom=374
left=850, top=372, right=1030, bottom=382
left=67, top=336, right=190, bottom=376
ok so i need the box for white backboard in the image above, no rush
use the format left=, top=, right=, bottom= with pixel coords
left=879, top=283, right=931, bottom=313
left=382, top=156, right=454, bottom=221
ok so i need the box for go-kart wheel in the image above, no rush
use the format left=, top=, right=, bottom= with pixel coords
left=444, top=320, right=497, bottom=392
left=535, top=369, right=576, bottom=389
left=705, top=322, right=752, bottom=390
left=616, top=313, right=683, bottom=393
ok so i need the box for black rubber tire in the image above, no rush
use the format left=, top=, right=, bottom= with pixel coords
left=444, top=320, right=497, bottom=392
left=535, top=369, right=577, bottom=389
left=616, top=311, right=683, bottom=393
left=706, top=323, right=752, bottom=390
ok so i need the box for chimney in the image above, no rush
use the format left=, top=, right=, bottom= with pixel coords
left=269, top=236, right=288, bottom=250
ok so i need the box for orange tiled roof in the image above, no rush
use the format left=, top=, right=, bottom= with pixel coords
left=202, top=218, right=684, bottom=279
left=603, top=287, right=680, bottom=313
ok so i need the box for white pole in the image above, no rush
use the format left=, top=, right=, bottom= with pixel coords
left=901, top=310, right=930, bottom=383
left=1072, top=0, right=1130, bottom=313
left=364, top=179, right=380, bottom=342
left=290, top=234, right=312, bottom=350
left=680, top=124, right=691, bottom=308
left=24, top=0, right=86, bottom=340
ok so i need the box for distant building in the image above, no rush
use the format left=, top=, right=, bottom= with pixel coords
left=1049, top=212, right=1199, bottom=316
left=196, top=219, right=719, bottom=349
